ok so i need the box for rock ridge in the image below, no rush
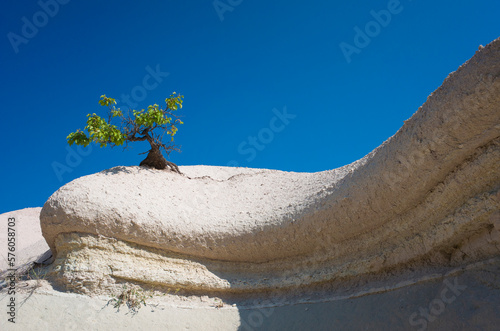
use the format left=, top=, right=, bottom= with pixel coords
left=40, top=37, right=500, bottom=295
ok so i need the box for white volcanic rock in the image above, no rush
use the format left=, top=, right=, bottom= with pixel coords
left=40, top=38, right=500, bottom=295
left=0, top=208, right=50, bottom=274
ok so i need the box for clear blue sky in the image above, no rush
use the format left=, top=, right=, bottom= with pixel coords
left=1, top=0, right=498, bottom=213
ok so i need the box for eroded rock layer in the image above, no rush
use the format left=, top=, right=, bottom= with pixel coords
left=41, top=38, right=500, bottom=295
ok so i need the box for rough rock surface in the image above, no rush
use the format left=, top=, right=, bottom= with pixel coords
left=0, top=208, right=50, bottom=275
left=40, top=38, right=500, bottom=296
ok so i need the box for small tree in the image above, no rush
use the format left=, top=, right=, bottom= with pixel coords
left=67, top=93, right=184, bottom=173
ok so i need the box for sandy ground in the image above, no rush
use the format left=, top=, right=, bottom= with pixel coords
left=1, top=257, right=500, bottom=330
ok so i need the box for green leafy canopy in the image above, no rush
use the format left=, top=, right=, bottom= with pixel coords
left=67, top=93, right=184, bottom=151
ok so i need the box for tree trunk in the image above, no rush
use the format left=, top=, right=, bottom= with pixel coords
left=139, top=144, right=180, bottom=173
